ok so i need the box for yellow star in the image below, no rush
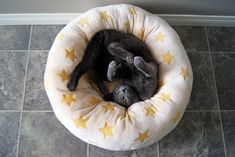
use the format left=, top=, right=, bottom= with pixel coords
left=99, top=122, right=114, bottom=138
left=57, top=32, right=64, bottom=40
left=65, top=48, right=76, bottom=62
left=135, top=130, right=149, bottom=143
left=130, top=7, right=137, bottom=16
left=103, top=103, right=115, bottom=112
left=162, top=51, right=174, bottom=64
left=57, top=70, right=70, bottom=82
left=75, top=116, right=88, bottom=128
left=100, top=11, right=111, bottom=22
left=79, top=17, right=89, bottom=27
left=156, top=32, right=166, bottom=42
left=181, top=67, right=189, bottom=80
left=62, top=93, right=76, bottom=106
left=159, top=79, right=165, bottom=88
left=172, top=112, right=182, bottom=124
left=160, top=93, right=172, bottom=102
left=89, top=97, right=102, bottom=105
left=138, top=28, right=145, bottom=39
left=146, top=105, right=157, bottom=117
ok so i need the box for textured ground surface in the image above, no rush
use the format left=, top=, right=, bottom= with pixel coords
left=0, top=25, right=234, bottom=157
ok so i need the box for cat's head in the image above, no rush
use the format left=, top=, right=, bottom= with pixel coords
left=112, top=84, right=140, bottom=108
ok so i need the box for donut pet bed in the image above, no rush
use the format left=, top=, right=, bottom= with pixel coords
left=44, top=4, right=193, bottom=150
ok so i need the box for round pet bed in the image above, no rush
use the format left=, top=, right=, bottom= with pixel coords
left=44, top=4, right=193, bottom=150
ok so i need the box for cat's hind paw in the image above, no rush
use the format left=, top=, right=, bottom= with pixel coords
left=134, top=56, right=151, bottom=77
left=134, top=56, right=145, bottom=70
left=107, top=61, right=118, bottom=81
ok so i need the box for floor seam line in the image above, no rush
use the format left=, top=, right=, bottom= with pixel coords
left=205, top=26, right=228, bottom=157
left=0, top=49, right=50, bottom=51
left=186, top=110, right=220, bottom=112
left=0, top=110, right=21, bottom=112
left=157, top=141, right=160, bottom=157
left=15, top=25, right=33, bottom=157
left=22, top=110, right=53, bottom=112
left=87, top=144, right=89, bottom=157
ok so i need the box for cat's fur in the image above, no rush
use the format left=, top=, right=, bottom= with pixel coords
left=67, top=29, right=159, bottom=107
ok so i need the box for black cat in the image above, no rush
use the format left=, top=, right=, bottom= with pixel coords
left=67, top=29, right=159, bottom=107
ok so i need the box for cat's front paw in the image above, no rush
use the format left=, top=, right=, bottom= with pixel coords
left=67, top=79, right=77, bottom=91
left=107, top=61, right=118, bottom=81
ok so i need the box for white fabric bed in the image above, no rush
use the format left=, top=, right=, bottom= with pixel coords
left=44, top=4, right=193, bottom=150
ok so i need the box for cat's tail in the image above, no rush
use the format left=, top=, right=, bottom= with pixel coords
left=67, top=31, right=105, bottom=91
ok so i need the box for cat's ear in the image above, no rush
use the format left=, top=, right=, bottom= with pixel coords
left=108, top=42, right=134, bottom=64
